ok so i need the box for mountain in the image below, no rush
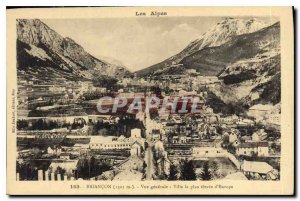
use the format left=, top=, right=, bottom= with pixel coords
left=17, top=19, right=131, bottom=82
left=136, top=18, right=275, bottom=76
left=206, top=22, right=280, bottom=108
left=136, top=18, right=280, bottom=114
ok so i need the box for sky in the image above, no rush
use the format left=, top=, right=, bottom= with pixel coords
left=43, top=17, right=223, bottom=72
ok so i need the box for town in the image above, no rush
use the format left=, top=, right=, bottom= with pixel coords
left=16, top=66, right=281, bottom=181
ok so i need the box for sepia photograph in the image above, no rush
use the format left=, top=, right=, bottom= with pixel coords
left=6, top=6, right=294, bottom=195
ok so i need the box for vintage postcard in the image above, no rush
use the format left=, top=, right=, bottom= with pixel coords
left=6, top=7, right=294, bottom=195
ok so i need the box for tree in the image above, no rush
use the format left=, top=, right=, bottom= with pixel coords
left=142, top=161, right=147, bottom=174
left=17, top=161, right=38, bottom=180
left=92, top=74, right=118, bottom=90
left=200, top=161, right=212, bottom=180
left=168, top=163, right=178, bottom=180
left=17, top=119, right=28, bottom=130
left=221, top=134, right=230, bottom=148
left=55, top=166, right=66, bottom=180
left=180, top=159, right=196, bottom=180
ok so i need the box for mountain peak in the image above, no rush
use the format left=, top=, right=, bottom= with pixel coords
left=17, top=19, right=131, bottom=80
left=136, top=18, right=279, bottom=77
left=192, top=17, right=275, bottom=51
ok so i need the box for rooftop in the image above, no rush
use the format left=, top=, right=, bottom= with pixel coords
left=241, top=160, right=273, bottom=174
left=238, top=142, right=268, bottom=148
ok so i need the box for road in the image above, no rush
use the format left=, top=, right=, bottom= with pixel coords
left=144, top=110, right=155, bottom=180
left=145, top=146, right=154, bottom=180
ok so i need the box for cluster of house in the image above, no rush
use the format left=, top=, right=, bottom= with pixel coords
left=248, top=104, right=281, bottom=126
left=17, top=78, right=108, bottom=110
left=21, top=128, right=147, bottom=181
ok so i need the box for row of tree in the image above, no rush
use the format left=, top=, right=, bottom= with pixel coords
left=168, top=159, right=217, bottom=181
left=76, top=155, right=111, bottom=179
left=17, top=119, right=86, bottom=130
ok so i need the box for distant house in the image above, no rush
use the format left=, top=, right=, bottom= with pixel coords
left=236, top=118, right=255, bottom=126
left=236, top=142, right=269, bottom=157
left=192, top=146, right=225, bottom=157
left=252, top=129, right=268, bottom=142
left=248, top=104, right=274, bottom=121
left=241, top=160, right=278, bottom=180
left=130, top=142, right=142, bottom=157
left=223, top=129, right=239, bottom=144
left=59, top=153, right=71, bottom=160
left=18, top=149, right=31, bottom=158
left=89, top=136, right=131, bottom=150
left=221, top=114, right=239, bottom=125
left=131, top=128, right=142, bottom=138
left=47, top=146, right=62, bottom=155
left=151, top=129, right=161, bottom=141
left=73, top=143, right=89, bottom=153
left=170, top=135, right=179, bottom=144
left=267, top=113, right=281, bottom=125
left=89, top=135, right=145, bottom=151
left=97, top=87, right=107, bottom=93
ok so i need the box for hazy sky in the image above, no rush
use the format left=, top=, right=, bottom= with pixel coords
left=43, top=17, right=222, bottom=72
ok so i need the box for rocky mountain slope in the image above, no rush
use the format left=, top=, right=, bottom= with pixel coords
left=17, top=19, right=131, bottom=82
left=207, top=22, right=280, bottom=109
left=136, top=17, right=275, bottom=76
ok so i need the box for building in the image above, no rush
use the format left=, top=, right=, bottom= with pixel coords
left=267, top=113, right=281, bottom=125
left=221, top=115, right=239, bottom=125
left=151, top=129, right=161, bottom=141
left=89, top=136, right=132, bottom=150
left=89, top=135, right=145, bottom=151
left=97, top=87, right=107, bottom=93
left=236, top=142, right=269, bottom=157
left=252, top=129, right=268, bottom=142
left=241, top=160, right=278, bottom=180
left=131, top=128, right=141, bottom=138
left=192, top=147, right=225, bottom=157
left=47, top=146, right=62, bottom=155
left=130, top=142, right=142, bottom=156
left=236, top=118, right=255, bottom=126
left=48, top=160, right=79, bottom=176
left=88, top=115, right=114, bottom=124
left=223, top=129, right=239, bottom=144
left=59, top=153, right=71, bottom=160
left=79, top=81, right=96, bottom=92
left=248, top=104, right=274, bottom=122
left=73, top=143, right=89, bottom=150
left=18, top=149, right=31, bottom=158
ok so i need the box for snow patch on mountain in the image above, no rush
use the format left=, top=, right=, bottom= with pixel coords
left=190, top=18, right=275, bottom=52
left=25, top=44, right=52, bottom=61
